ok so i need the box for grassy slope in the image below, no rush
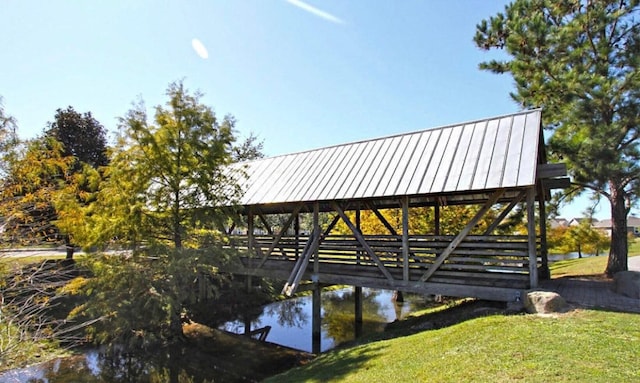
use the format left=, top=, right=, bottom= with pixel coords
left=267, top=246, right=640, bottom=383
left=268, top=310, right=640, bottom=383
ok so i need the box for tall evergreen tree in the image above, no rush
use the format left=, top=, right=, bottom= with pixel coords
left=45, top=106, right=108, bottom=169
left=475, top=0, right=640, bottom=275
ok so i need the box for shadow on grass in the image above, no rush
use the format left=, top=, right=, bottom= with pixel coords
left=267, top=300, right=510, bottom=382
left=269, top=343, right=388, bottom=383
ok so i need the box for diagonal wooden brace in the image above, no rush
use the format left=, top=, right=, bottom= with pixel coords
left=257, top=204, right=303, bottom=268
left=419, top=189, right=505, bottom=282
left=483, top=190, right=527, bottom=235
left=331, top=202, right=394, bottom=281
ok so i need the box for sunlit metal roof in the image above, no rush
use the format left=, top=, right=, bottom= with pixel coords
left=230, top=109, right=543, bottom=208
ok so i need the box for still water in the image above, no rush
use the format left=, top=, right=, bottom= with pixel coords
left=0, top=288, right=434, bottom=382
left=222, top=287, right=434, bottom=352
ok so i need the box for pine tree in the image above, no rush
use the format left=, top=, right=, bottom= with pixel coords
left=475, top=0, right=640, bottom=275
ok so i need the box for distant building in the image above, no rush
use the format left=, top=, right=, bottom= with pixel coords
left=549, top=218, right=569, bottom=229
left=568, top=217, right=598, bottom=227
left=592, top=216, right=640, bottom=237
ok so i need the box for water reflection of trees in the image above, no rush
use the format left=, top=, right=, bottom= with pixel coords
left=22, top=351, right=217, bottom=383
left=264, top=298, right=309, bottom=328
left=322, top=289, right=387, bottom=345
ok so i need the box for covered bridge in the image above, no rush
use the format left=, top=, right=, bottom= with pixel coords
left=225, top=109, right=568, bottom=303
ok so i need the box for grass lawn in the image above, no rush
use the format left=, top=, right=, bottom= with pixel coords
left=549, top=238, right=640, bottom=279
left=267, top=241, right=640, bottom=383
left=267, top=309, right=640, bottom=383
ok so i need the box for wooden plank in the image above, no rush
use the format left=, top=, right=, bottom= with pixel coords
left=536, top=163, right=567, bottom=179
left=527, top=187, right=538, bottom=288
left=419, top=189, right=505, bottom=282
left=402, top=196, right=409, bottom=281
left=331, top=202, right=395, bottom=281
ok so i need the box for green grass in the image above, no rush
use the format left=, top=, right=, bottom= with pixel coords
left=267, top=310, right=640, bottom=383
left=549, top=238, right=640, bottom=279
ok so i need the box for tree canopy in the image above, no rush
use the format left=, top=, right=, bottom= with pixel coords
left=475, top=0, right=640, bottom=275
left=71, top=81, right=245, bottom=349
left=0, top=97, right=18, bottom=176
left=45, top=106, right=109, bottom=169
left=0, top=105, right=105, bottom=257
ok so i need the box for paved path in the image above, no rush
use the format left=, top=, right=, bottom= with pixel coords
left=540, top=256, right=640, bottom=314
left=629, top=255, right=640, bottom=271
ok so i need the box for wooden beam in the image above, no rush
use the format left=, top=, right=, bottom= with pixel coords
left=294, top=213, right=300, bottom=260
left=527, top=187, right=539, bottom=288
left=257, top=204, right=303, bottom=268
left=247, top=207, right=254, bottom=287
left=367, top=202, right=399, bottom=236
left=536, top=163, right=567, bottom=179
left=483, top=190, right=527, bottom=235
left=434, top=204, right=440, bottom=236
left=538, top=180, right=550, bottom=279
left=331, top=201, right=395, bottom=281
left=313, top=202, right=320, bottom=275
left=282, top=230, right=318, bottom=296
left=419, top=189, right=505, bottom=282
left=544, top=177, right=571, bottom=190
left=402, top=196, right=409, bottom=282
left=312, top=283, right=321, bottom=354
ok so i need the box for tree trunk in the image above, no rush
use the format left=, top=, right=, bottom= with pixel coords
left=169, top=307, right=185, bottom=341
left=606, top=187, right=629, bottom=277
left=577, top=243, right=582, bottom=258
left=64, top=235, right=74, bottom=260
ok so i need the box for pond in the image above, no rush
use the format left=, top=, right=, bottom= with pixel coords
left=0, top=287, right=436, bottom=382
left=222, top=287, right=437, bottom=353
left=548, top=252, right=603, bottom=262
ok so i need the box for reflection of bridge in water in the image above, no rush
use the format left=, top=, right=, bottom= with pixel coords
left=221, top=110, right=568, bottom=353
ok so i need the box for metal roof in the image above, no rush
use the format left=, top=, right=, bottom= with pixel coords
left=229, top=109, right=543, bottom=208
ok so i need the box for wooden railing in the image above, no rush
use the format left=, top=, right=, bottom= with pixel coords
left=230, top=234, right=536, bottom=289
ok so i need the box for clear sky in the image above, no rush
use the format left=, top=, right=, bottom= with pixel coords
left=0, top=0, right=624, bottom=219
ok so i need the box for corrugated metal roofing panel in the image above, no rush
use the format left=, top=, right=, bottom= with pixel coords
left=485, top=117, right=513, bottom=189
left=502, top=113, right=527, bottom=187
left=229, top=109, right=544, bottom=207
left=419, top=127, right=452, bottom=194
left=404, top=129, right=441, bottom=195
left=443, top=123, right=474, bottom=192
left=517, top=112, right=541, bottom=186
left=431, top=124, right=463, bottom=193
left=344, top=139, right=384, bottom=199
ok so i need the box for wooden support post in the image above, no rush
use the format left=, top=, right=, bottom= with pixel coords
left=354, top=285, right=363, bottom=338
left=527, top=187, right=539, bottom=288
left=538, top=182, right=550, bottom=280
left=247, top=207, right=254, bottom=289
left=434, top=203, right=440, bottom=236
left=402, top=196, right=409, bottom=281
left=295, top=212, right=300, bottom=260
left=356, top=208, right=361, bottom=265
left=312, top=283, right=321, bottom=354
left=313, top=202, right=320, bottom=275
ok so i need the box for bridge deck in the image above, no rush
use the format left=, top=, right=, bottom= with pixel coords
left=227, top=234, right=537, bottom=302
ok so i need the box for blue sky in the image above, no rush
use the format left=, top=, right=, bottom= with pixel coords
left=0, top=0, right=619, bottom=219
